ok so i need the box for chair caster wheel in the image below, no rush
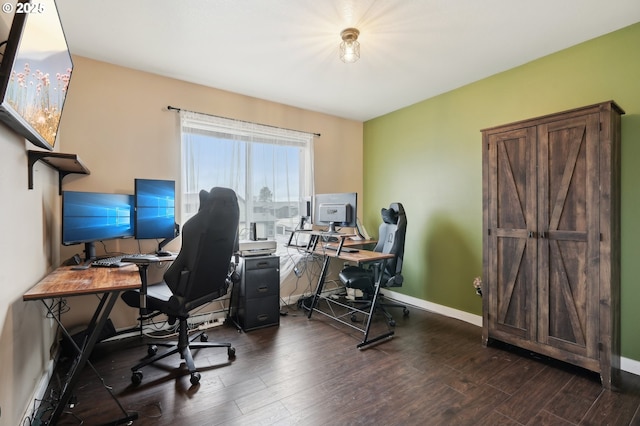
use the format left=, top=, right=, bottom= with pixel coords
left=388, top=319, right=396, bottom=327
left=131, top=371, right=143, bottom=385
left=190, top=372, right=201, bottom=385
left=228, top=346, right=236, bottom=359
left=200, top=333, right=208, bottom=342
left=147, top=345, right=158, bottom=356
left=350, top=314, right=358, bottom=322
left=403, top=308, right=410, bottom=317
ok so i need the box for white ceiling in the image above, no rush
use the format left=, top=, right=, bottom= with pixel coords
left=55, top=0, right=640, bottom=122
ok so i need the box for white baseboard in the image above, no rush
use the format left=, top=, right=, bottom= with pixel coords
left=383, top=289, right=483, bottom=327
left=621, top=356, right=640, bottom=376
left=383, top=289, right=640, bottom=376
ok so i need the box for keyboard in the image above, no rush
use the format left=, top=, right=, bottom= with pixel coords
left=324, top=244, right=359, bottom=253
left=92, top=253, right=149, bottom=268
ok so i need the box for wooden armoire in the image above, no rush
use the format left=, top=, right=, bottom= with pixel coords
left=481, top=101, right=624, bottom=388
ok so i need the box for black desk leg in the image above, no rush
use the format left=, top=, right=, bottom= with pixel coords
left=307, top=255, right=331, bottom=319
left=357, top=259, right=394, bottom=348
left=44, top=293, right=138, bottom=425
left=137, top=264, right=150, bottom=335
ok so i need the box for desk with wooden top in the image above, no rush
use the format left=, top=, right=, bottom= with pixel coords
left=24, top=264, right=143, bottom=425
left=291, top=230, right=395, bottom=348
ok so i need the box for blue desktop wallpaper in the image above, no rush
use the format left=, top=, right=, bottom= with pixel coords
left=62, top=192, right=134, bottom=244
left=135, top=179, right=176, bottom=240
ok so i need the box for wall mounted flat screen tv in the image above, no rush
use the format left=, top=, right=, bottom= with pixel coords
left=0, top=0, right=73, bottom=150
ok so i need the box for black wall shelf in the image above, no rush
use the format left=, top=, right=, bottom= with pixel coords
left=27, top=150, right=90, bottom=194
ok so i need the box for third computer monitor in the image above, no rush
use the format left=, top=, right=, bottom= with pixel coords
left=313, top=192, right=357, bottom=233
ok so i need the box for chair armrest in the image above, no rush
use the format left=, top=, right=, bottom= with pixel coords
left=121, top=254, right=164, bottom=264
left=167, top=294, right=187, bottom=317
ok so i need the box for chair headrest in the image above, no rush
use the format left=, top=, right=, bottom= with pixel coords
left=381, top=207, right=398, bottom=224
left=198, top=187, right=238, bottom=212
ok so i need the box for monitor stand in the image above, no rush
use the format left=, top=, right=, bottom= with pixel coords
left=83, top=241, right=97, bottom=261
left=157, top=238, right=171, bottom=255
left=156, top=223, right=180, bottom=255
left=326, top=222, right=339, bottom=234
left=71, top=242, right=97, bottom=270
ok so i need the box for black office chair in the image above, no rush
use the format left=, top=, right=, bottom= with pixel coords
left=121, top=187, right=240, bottom=386
left=339, top=202, right=409, bottom=327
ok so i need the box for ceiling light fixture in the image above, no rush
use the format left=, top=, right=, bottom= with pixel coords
left=339, top=28, right=360, bottom=63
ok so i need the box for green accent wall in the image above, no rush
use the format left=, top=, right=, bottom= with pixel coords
left=363, top=22, right=640, bottom=361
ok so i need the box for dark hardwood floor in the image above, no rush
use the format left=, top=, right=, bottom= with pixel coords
left=36, top=303, right=640, bottom=425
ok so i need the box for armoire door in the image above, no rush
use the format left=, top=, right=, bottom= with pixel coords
left=486, top=126, right=537, bottom=342
left=536, top=113, right=600, bottom=361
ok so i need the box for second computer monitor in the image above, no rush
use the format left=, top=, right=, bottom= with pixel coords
left=134, top=178, right=176, bottom=240
left=313, top=192, right=357, bottom=233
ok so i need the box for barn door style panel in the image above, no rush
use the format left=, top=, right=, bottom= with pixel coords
left=537, top=115, right=600, bottom=361
left=486, top=127, right=537, bottom=342
left=481, top=101, right=623, bottom=388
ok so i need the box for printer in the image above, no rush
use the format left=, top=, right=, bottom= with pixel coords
left=238, top=239, right=277, bottom=257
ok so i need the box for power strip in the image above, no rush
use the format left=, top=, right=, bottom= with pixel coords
left=198, top=319, right=224, bottom=331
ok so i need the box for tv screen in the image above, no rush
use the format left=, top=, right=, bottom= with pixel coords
left=0, top=0, right=73, bottom=150
left=134, top=178, right=176, bottom=240
left=62, top=191, right=134, bottom=246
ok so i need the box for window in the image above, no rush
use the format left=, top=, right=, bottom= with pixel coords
left=180, top=110, right=314, bottom=248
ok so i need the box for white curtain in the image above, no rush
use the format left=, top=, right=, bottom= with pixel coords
left=180, top=110, right=315, bottom=278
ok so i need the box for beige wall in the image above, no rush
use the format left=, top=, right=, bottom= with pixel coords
left=0, top=135, right=61, bottom=425
left=1, top=55, right=362, bottom=423
left=59, top=57, right=363, bottom=199
left=0, top=11, right=62, bottom=426
left=57, top=56, right=363, bottom=329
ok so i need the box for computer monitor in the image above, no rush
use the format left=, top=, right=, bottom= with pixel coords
left=62, top=191, right=134, bottom=261
left=313, top=192, right=357, bottom=234
left=134, top=178, right=178, bottom=253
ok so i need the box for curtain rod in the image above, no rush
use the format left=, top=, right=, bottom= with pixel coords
left=167, top=105, right=321, bottom=137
